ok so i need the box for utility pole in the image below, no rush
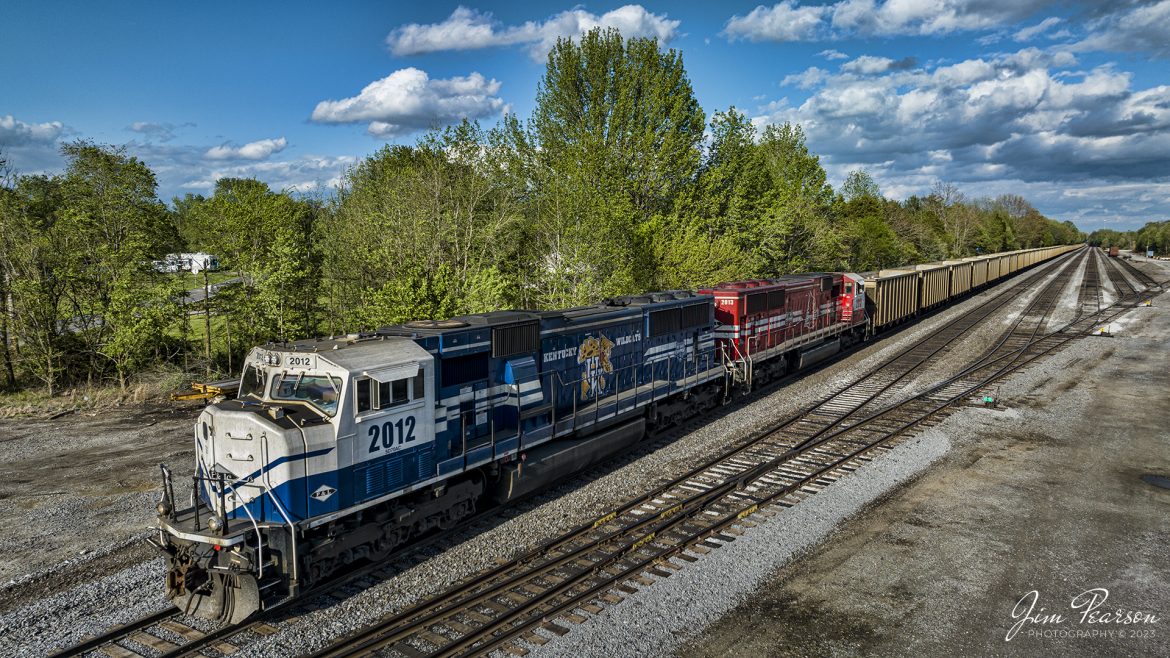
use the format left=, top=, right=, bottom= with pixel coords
left=203, top=266, right=211, bottom=377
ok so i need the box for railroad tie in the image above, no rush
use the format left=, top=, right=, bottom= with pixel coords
left=418, top=629, right=450, bottom=647
left=391, top=642, right=427, bottom=658
left=252, top=623, right=280, bottom=636
left=542, top=621, right=571, bottom=636
left=129, top=632, right=178, bottom=653
left=504, top=590, right=529, bottom=604
left=99, top=645, right=143, bottom=658
left=562, top=612, right=589, bottom=624
left=445, top=619, right=475, bottom=634
left=463, top=609, right=493, bottom=624
left=159, top=620, right=205, bottom=641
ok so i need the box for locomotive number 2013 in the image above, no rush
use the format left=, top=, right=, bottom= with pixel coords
left=367, top=416, right=416, bottom=453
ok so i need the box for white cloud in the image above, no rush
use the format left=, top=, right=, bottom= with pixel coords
left=174, top=155, right=357, bottom=195
left=1013, top=16, right=1062, bottom=42
left=205, top=137, right=288, bottom=160
left=0, top=114, right=65, bottom=146
left=724, top=0, right=1054, bottom=42
left=311, top=68, right=505, bottom=138
left=387, top=5, right=680, bottom=60
left=781, top=67, right=830, bottom=89
left=752, top=46, right=1170, bottom=226
left=1074, top=0, right=1170, bottom=58
left=840, top=55, right=916, bottom=75
left=723, top=2, right=829, bottom=42
left=818, top=49, right=849, bottom=60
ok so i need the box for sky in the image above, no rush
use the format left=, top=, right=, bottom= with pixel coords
left=2, top=1, right=1169, bottom=232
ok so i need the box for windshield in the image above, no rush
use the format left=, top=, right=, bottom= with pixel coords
left=240, top=365, right=266, bottom=399
left=270, top=373, right=343, bottom=416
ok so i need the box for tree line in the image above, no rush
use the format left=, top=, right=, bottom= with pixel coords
left=1088, top=221, right=1170, bottom=256
left=0, top=28, right=1083, bottom=395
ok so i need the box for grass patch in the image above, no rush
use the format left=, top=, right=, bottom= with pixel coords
left=0, top=366, right=192, bottom=418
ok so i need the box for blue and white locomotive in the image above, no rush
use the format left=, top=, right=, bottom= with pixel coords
left=153, top=292, right=727, bottom=621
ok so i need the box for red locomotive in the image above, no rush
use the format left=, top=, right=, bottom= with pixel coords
left=700, top=273, right=867, bottom=388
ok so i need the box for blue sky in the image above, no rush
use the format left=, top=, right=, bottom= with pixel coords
left=2, top=1, right=1169, bottom=231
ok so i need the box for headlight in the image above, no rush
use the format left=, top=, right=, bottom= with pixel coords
left=156, top=500, right=172, bottom=516
left=207, top=515, right=223, bottom=532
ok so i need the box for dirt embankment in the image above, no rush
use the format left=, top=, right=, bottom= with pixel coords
left=0, top=402, right=200, bottom=613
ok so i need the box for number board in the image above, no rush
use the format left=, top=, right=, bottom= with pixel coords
left=284, top=353, right=317, bottom=369
left=362, top=415, right=419, bottom=458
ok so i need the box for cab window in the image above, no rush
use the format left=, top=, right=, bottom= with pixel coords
left=355, top=378, right=372, bottom=413
left=374, top=372, right=426, bottom=410
left=270, top=373, right=342, bottom=416
left=240, top=365, right=266, bottom=399
left=378, top=378, right=408, bottom=409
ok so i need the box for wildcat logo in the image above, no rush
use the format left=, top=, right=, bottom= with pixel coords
left=578, top=334, right=615, bottom=400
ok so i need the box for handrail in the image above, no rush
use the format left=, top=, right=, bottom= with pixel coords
left=222, top=482, right=264, bottom=580
left=263, top=486, right=300, bottom=588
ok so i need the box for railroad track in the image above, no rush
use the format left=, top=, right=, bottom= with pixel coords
left=1112, top=253, right=1163, bottom=291
left=48, top=249, right=1088, bottom=658
left=1077, top=248, right=1103, bottom=317
left=307, top=252, right=1120, bottom=658
left=46, top=504, right=519, bottom=658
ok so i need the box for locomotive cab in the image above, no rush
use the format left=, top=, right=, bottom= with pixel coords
left=839, top=273, right=865, bottom=324
left=154, top=338, right=437, bottom=623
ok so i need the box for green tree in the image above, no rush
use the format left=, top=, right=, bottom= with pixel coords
left=184, top=178, right=322, bottom=361
left=324, top=121, right=521, bottom=326
left=0, top=175, right=70, bottom=392
left=529, top=27, right=706, bottom=296
left=751, top=123, right=843, bottom=273
left=841, top=169, right=881, bottom=203
left=686, top=107, right=769, bottom=241
left=57, top=142, right=183, bottom=388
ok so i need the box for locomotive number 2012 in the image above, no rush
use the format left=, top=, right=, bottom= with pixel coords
left=367, top=416, right=416, bottom=453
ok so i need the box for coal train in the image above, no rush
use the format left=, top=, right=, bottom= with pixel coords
left=152, top=245, right=1078, bottom=622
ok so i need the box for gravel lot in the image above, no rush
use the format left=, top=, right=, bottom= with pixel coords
left=0, top=255, right=1097, bottom=657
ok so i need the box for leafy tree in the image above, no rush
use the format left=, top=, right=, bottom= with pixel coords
left=0, top=175, right=70, bottom=392
left=530, top=27, right=705, bottom=296
left=57, top=142, right=183, bottom=388
left=686, top=107, right=769, bottom=241
left=184, top=178, right=322, bottom=359
left=324, top=121, right=521, bottom=326
left=841, top=169, right=881, bottom=203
